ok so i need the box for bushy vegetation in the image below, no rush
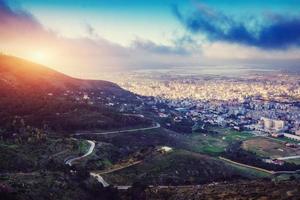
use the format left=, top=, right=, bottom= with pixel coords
left=119, top=179, right=300, bottom=200
left=0, top=117, right=47, bottom=144
left=0, top=171, right=122, bottom=200
left=0, top=91, right=150, bottom=133
left=102, top=150, right=257, bottom=186
left=0, top=135, right=89, bottom=172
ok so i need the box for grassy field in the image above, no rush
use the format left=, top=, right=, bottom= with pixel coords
left=183, top=128, right=254, bottom=155
left=242, top=137, right=300, bottom=158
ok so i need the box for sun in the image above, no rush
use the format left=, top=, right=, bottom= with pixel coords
left=32, top=51, right=46, bottom=62
left=26, top=50, right=54, bottom=66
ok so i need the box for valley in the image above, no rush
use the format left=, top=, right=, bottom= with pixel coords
left=0, top=55, right=300, bottom=200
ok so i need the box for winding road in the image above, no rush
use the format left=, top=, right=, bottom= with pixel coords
left=65, top=120, right=300, bottom=189
left=64, top=139, right=110, bottom=187
left=65, top=140, right=95, bottom=166
left=65, top=121, right=161, bottom=188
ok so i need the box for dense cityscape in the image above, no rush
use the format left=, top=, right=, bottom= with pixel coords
left=107, top=71, right=300, bottom=141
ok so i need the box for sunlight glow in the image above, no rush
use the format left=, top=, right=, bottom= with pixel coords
left=32, top=51, right=46, bottom=62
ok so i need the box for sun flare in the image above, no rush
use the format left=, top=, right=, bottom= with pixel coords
left=32, top=51, right=46, bottom=62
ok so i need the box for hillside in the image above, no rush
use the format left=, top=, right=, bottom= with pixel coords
left=102, top=150, right=264, bottom=186
left=0, top=54, right=149, bottom=133
left=1, top=172, right=300, bottom=200
left=0, top=54, right=124, bottom=94
left=119, top=179, right=300, bottom=200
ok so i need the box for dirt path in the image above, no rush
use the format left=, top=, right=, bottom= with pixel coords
left=219, top=156, right=274, bottom=174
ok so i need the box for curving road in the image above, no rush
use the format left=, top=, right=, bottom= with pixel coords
left=65, top=120, right=161, bottom=188
left=65, top=139, right=110, bottom=187
left=65, top=140, right=95, bottom=166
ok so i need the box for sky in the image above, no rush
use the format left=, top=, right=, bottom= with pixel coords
left=0, top=0, right=300, bottom=78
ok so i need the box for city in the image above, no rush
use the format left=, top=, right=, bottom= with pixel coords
left=1, top=0, right=300, bottom=199
left=112, top=71, right=300, bottom=136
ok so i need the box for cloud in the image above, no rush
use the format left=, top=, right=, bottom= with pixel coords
left=0, top=0, right=44, bottom=38
left=84, top=22, right=99, bottom=38
left=0, top=0, right=300, bottom=76
left=173, top=4, right=300, bottom=49
left=0, top=0, right=34, bottom=22
left=0, top=0, right=198, bottom=77
left=131, top=39, right=189, bottom=55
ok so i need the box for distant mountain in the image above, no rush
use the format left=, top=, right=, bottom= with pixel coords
left=0, top=54, right=148, bottom=133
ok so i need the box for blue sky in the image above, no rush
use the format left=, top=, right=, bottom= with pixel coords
left=12, top=0, right=300, bottom=45
left=1, top=0, right=300, bottom=77
left=16, top=0, right=180, bottom=45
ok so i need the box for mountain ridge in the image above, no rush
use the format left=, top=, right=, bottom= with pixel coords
left=0, top=54, right=123, bottom=94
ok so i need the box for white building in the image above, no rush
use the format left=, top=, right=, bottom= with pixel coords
left=260, top=117, right=284, bottom=132
left=261, top=117, right=273, bottom=130
left=158, top=146, right=173, bottom=153
left=273, top=120, right=285, bottom=131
